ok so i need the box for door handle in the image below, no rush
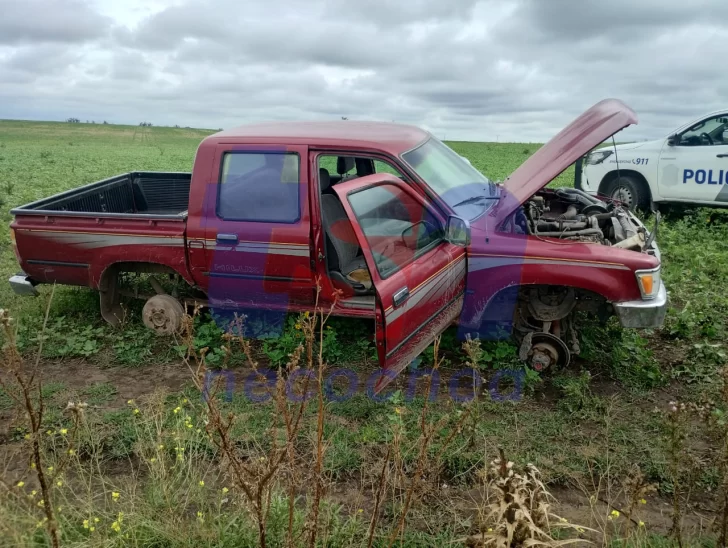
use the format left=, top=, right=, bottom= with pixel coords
left=393, top=287, right=409, bottom=308
left=216, top=233, right=239, bottom=244
left=717, top=154, right=728, bottom=158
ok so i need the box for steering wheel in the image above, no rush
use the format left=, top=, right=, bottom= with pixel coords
left=701, top=132, right=714, bottom=145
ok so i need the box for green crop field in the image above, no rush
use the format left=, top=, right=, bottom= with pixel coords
left=2, top=119, right=728, bottom=546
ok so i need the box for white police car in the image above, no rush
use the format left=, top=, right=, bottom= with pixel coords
left=576, top=110, right=728, bottom=209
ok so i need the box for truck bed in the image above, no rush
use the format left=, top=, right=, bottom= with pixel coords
left=11, top=172, right=191, bottom=218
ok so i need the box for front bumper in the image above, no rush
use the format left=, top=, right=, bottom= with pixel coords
left=9, top=274, right=39, bottom=297
left=613, top=283, right=667, bottom=329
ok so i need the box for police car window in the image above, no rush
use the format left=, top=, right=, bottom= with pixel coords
left=680, top=115, right=728, bottom=146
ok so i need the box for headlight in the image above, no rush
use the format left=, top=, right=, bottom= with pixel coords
left=585, top=150, right=613, bottom=165
left=635, top=267, right=661, bottom=300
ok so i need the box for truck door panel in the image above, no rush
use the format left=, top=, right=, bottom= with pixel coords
left=332, top=175, right=466, bottom=393
left=203, top=145, right=314, bottom=322
left=658, top=113, right=728, bottom=201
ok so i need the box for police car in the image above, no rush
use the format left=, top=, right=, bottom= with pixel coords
left=576, top=110, right=728, bottom=209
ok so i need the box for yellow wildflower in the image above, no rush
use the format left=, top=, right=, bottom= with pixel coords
left=639, top=520, right=645, bottom=527
left=112, top=491, right=120, bottom=501
left=60, top=428, right=68, bottom=435
left=126, top=399, right=134, bottom=405
left=83, top=520, right=89, bottom=529
left=181, top=398, right=188, bottom=404
left=559, top=517, right=567, bottom=523
left=639, top=498, right=647, bottom=504
left=173, top=407, right=181, bottom=414
left=38, top=499, right=45, bottom=507
left=394, top=407, right=402, bottom=415
left=158, top=444, right=164, bottom=450
left=57, top=480, right=63, bottom=487
left=198, top=480, right=205, bottom=487
left=89, top=526, right=95, bottom=532
left=24, top=434, right=31, bottom=440
left=197, top=511, right=204, bottom=523
left=487, top=528, right=493, bottom=533
left=47, top=466, right=53, bottom=472
left=68, top=449, right=76, bottom=455
left=30, top=462, right=36, bottom=469
left=357, top=509, right=363, bottom=513
left=111, top=521, right=121, bottom=533
left=94, top=517, right=100, bottom=523
left=31, top=490, right=37, bottom=497
left=610, top=510, right=620, bottom=518
left=133, top=408, right=140, bottom=415
left=222, top=487, right=229, bottom=494
left=16, top=481, right=25, bottom=488
left=150, top=457, right=156, bottom=463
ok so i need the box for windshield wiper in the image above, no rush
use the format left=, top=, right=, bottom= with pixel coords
left=452, top=194, right=500, bottom=208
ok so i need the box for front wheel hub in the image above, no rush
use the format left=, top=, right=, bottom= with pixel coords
left=527, top=332, right=571, bottom=371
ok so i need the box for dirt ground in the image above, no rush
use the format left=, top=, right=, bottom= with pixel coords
left=0, top=356, right=716, bottom=543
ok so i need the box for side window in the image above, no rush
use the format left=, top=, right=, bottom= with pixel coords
left=317, top=155, right=406, bottom=191
left=679, top=115, right=728, bottom=146
left=218, top=152, right=300, bottom=223
left=347, top=184, right=443, bottom=278
left=374, top=160, right=404, bottom=177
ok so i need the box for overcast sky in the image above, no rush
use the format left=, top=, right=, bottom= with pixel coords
left=0, top=0, right=726, bottom=142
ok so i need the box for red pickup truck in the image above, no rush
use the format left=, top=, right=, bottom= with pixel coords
left=9, top=99, right=666, bottom=390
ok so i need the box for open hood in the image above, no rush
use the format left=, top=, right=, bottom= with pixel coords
left=494, top=99, right=637, bottom=219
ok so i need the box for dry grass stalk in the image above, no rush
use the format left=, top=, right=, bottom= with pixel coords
left=0, top=292, right=86, bottom=548
left=461, top=449, right=592, bottom=547
left=622, top=465, right=657, bottom=539
left=181, top=283, right=339, bottom=548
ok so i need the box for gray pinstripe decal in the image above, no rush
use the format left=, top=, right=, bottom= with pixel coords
left=469, top=256, right=630, bottom=272
left=22, top=231, right=184, bottom=248
left=385, top=258, right=466, bottom=322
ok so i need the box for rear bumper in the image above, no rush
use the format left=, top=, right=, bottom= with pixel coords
left=613, top=283, right=667, bottom=328
left=9, top=274, right=39, bottom=297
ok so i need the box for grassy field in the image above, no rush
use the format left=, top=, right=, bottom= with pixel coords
left=1, top=120, right=728, bottom=547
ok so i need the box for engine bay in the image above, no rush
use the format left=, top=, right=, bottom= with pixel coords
left=524, top=188, right=650, bottom=251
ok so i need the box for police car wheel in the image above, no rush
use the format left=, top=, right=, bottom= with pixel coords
left=606, top=176, right=646, bottom=211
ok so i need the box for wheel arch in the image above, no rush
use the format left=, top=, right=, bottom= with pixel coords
left=97, top=261, right=193, bottom=327
left=464, top=281, right=614, bottom=332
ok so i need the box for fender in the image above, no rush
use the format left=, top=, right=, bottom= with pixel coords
left=460, top=255, right=642, bottom=330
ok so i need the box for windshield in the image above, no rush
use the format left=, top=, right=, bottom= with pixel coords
left=401, top=137, right=496, bottom=217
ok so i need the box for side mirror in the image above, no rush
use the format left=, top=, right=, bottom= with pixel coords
left=445, top=216, right=470, bottom=247
left=667, top=134, right=680, bottom=146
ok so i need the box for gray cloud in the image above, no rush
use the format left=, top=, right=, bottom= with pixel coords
left=0, top=0, right=726, bottom=143
left=0, top=0, right=112, bottom=45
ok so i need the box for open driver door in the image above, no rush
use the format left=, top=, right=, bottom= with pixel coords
left=332, top=174, right=469, bottom=394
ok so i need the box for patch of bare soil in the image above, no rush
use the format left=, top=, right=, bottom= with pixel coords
left=37, top=358, right=195, bottom=409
